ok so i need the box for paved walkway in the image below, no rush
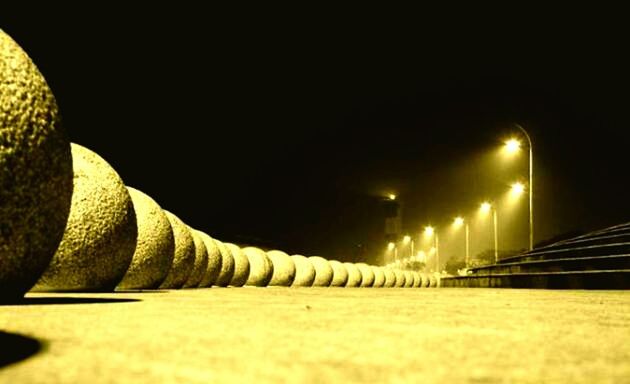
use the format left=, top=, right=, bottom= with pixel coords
left=1, top=288, right=629, bottom=383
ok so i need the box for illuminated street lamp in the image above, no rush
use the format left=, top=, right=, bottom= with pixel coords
left=424, top=226, right=439, bottom=272
left=402, top=235, right=414, bottom=258
left=453, top=216, right=470, bottom=267
left=503, top=124, right=534, bottom=250
left=388, top=194, right=396, bottom=201
left=479, top=201, right=498, bottom=263
left=510, top=181, right=525, bottom=197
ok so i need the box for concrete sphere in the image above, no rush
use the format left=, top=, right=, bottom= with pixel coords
left=383, top=268, right=396, bottom=288
left=411, top=271, right=422, bottom=288
left=403, top=271, right=414, bottom=288
left=266, top=250, right=295, bottom=286
left=225, top=243, right=249, bottom=287
left=214, top=240, right=235, bottom=287
left=356, top=263, right=375, bottom=287
left=197, top=232, right=222, bottom=288
left=419, top=273, right=430, bottom=288
left=158, top=212, right=195, bottom=289
left=0, top=30, right=73, bottom=301
left=182, top=228, right=209, bottom=288
left=428, top=273, right=438, bottom=288
left=117, top=187, right=175, bottom=290
left=393, top=269, right=406, bottom=287
left=329, top=260, right=348, bottom=287
left=243, top=247, right=273, bottom=287
left=33, top=144, right=136, bottom=292
left=344, top=263, right=362, bottom=287
left=371, top=266, right=385, bottom=288
left=291, top=255, right=315, bottom=287
left=309, top=256, right=333, bottom=287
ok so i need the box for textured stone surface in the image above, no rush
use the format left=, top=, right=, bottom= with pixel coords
left=428, top=273, right=438, bottom=288
left=0, top=30, right=73, bottom=301
left=243, top=247, right=273, bottom=287
left=266, top=250, right=295, bottom=286
left=356, top=263, right=375, bottom=288
left=309, top=256, right=333, bottom=287
left=383, top=268, right=396, bottom=288
left=403, top=271, right=414, bottom=288
left=158, top=211, right=195, bottom=289
left=329, top=260, right=348, bottom=287
left=371, top=266, right=385, bottom=288
left=419, top=273, right=429, bottom=288
left=291, top=255, right=315, bottom=287
left=182, top=229, right=208, bottom=288
left=393, top=270, right=406, bottom=288
left=33, top=144, right=136, bottom=292
left=197, top=232, right=222, bottom=288
left=214, top=241, right=235, bottom=287
left=344, top=263, right=362, bottom=287
left=225, top=244, right=249, bottom=287
left=117, top=187, right=175, bottom=290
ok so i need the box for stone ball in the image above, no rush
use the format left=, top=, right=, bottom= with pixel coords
left=243, top=247, right=273, bottom=287
left=328, top=260, right=348, bottom=287
left=0, top=30, right=73, bottom=301
left=309, top=256, right=333, bottom=287
left=197, top=232, right=222, bottom=288
left=383, top=268, right=396, bottom=288
left=393, top=269, right=406, bottom=287
left=419, top=273, right=430, bottom=288
left=225, top=243, right=249, bottom=287
left=214, top=240, right=235, bottom=287
left=159, top=211, right=195, bottom=289
left=182, top=228, right=209, bottom=288
left=371, top=266, right=385, bottom=288
left=403, top=271, right=414, bottom=288
left=116, top=187, right=175, bottom=290
left=33, top=144, right=136, bottom=292
left=356, top=263, right=375, bottom=287
left=291, top=255, right=315, bottom=287
left=410, top=271, right=421, bottom=288
left=266, top=250, right=295, bottom=286
left=343, top=263, right=362, bottom=287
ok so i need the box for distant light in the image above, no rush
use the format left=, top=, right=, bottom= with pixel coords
left=510, top=182, right=525, bottom=196
left=417, top=250, right=426, bottom=262
left=424, top=226, right=434, bottom=237
left=403, top=235, right=411, bottom=244
left=480, top=202, right=492, bottom=214
left=504, top=138, right=521, bottom=154
left=453, top=216, right=464, bottom=227
left=388, top=194, right=396, bottom=200
left=387, top=242, right=395, bottom=251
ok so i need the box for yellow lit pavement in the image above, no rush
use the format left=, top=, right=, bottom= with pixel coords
left=1, top=288, right=629, bottom=383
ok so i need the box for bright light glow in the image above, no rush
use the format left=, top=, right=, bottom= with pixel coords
left=480, top=202, right=492, bottom=214
left=429, top=247, right=436, bottom=255
left=453, top=216, right=464, bottom=227
left=387, top=242, right=395, bottom=251
left=424, top=226, right=434, bottom=237
left=417, top=250, right=426, bottom=262
left=504, top=138, right=521, bottom=154
left=402, top=235, right=411, bottom=244
left=510, top=182, right=525, bottom=196
left=388, top=194, right=396, bottom=200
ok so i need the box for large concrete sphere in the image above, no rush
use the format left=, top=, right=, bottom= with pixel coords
left=225, top=243, right=249, bottom=287
left=356, top=263, right=375, bottom=287
left=309, top=256, right=333, bottom=287
left=182, top=228, right=209, bottom=288
left=329, top=260, right=348, bottom=287
left=291, top=255, right=315, bottom=287
left=197, top=232, right=222, bottom=288
left=117, top=187, right=175, bottom=290
left=411, top=271, right=422, bottom=288
left=371, top=266, right=385, bottom=288
left=214, top=240, right=235, bottom=287
left=403, top=271, right=414, bottom=288
left=33, top=144, right=136, bottom=292
left=393, top=269, right=406, bottom=287
left=383, top=268, right=396, bottom=288
left=159, top=211, right=195, bottom=289
left=0, top=30, right=73, bottom=300
left=419, top=273, right=430, bottom=288
left=243, top=247, right=273, bottom=287
left=344, top=263, right=362, bottom=287
left=266, top=250, right=295, bottom=286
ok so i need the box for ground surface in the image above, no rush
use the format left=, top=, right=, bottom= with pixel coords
left=0, top=288, right=629, bottom=383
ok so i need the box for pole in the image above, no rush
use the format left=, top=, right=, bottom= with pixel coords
left=465, top=223, right=470, bottom=268
left=515, top=123, right=533, bottom=250
left=435, top=233, right=440, bottom=273
left=493, top=208, right=498, bottom=263
left=410, top=240, right=414, bottom=259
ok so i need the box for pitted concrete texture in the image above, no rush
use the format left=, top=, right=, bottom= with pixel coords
left=0, top=289, right=628, bottom=383
left=403, top=271, right=414, bottom=288
left=159, top=211, right=195, bottom=289
left=225, top=244, right=249, bottom=287
left=182, top=229, right=208, bottom=288
left=309, top=257, right=333, bottom=287
left=394, top=270, right=406, bottom=288
left=329, top=260, right=348, bottom=287
left=344, top=263, right=362, bottom=287
left=383, top=268, right=396, bottom=287
left=372, top=266, right=385, bottom=288
left=197, top=233, right=222, bottom=288
left=266, top=250, right=295, bottom=287
left=214, top=241, right=235, bottom=287
left=356, top=263, right=375, bottom=287
left=291, top=255, right=315, bottom=287
left=0, top=30, right=73, bottom=301
left=411, top=271, right=421, bottom=288
left=117, top=187, right=175, bottom=290
left=243, top=247, right=273, bottom=287
left=33, top=144, right=136, bottom=292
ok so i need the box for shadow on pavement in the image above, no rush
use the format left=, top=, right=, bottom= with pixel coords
left=0, top=297, right=141, bottom=306
left=0, top=331, right=43, bottom=369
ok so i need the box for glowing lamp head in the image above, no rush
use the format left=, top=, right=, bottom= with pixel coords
left=387, top=242, right=395, bottom=251
left=424, top=226, right=434, bottom=237
left=510, top=182, right=525, bottom=196
left=388, top=194, right=396, bottom=200
left=403, top=235, right=411, bottom=244
left=453, top=216, right=464, bottom=227
left=480, top=202, right=492, bottom=214
left=504, top=138, right=521, bottom=154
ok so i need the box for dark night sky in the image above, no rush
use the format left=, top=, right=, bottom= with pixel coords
left=3, top=6, right=629, bottom=264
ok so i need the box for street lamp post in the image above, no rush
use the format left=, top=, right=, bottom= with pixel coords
left=480, top=202, right=499, bottom=263
left=453, top=217, right=470, bottom=268
left=513, top=124, right=534, bottom=250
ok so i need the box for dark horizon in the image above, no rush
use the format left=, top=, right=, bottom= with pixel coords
left=3, top=8, right=629, bottom=264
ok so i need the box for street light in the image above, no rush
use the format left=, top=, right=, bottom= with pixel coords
left=453, top=216, right=470, bottom=267
left=503, top=124, right=534, bottom=250
left=388, top=194, right=396, bottom=201
left=510, top=181, right=525, bottom=196
left=403, top=235, right=414, bottom=258
left=479, top=201, right=498, bottom=263
left=424, top=226, right=439, bottom=272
